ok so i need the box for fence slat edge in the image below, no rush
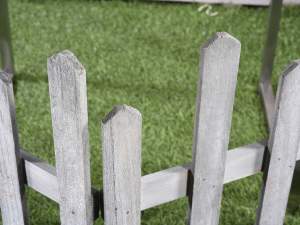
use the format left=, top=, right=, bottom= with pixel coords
left=256, top=61, right=300, bottom=225
left=102, top=105, right=142, bottom=225
left=188, top=32, right=241, bottom=225
left=0, top=74, right=27, bottom=225
left=47, top=50, right=93, bottom=225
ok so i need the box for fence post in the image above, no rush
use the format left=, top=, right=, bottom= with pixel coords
left=256, top=61, right=300, bottom=225
left=188, top=32, right=241, bottom=225
left=0, top=72, right=27, bottom=225
left=47, top=50, right=93, bottom=225
left=259, top=0, right=283, bottom=131
left=102, top=105, right=142, bottom=225
left=0, top=0, right=14, bottom=74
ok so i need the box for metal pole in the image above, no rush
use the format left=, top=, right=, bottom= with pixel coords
left=0, top=0, right=14, bottom=74
left=259, top=0, right=283, bottom=131
left=259, top=0, right=300, bottom=209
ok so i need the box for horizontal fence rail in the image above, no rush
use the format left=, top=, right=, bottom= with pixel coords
left=21, top=141, right=268, bottom=214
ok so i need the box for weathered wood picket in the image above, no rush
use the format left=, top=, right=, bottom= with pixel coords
left=48, top=51, right=93, bottom=225
left=1, top=32, right=300, bottom=225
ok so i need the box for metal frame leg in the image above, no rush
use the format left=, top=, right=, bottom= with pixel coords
left=259, top=0, right=283, bottom=131
left=0, top=0, right=14, bottom=74
left=260, top=0, right=300, bottom=208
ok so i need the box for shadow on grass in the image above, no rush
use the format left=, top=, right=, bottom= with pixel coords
left=13, top=71, right=194, bottom=103
left=13, top=72, right=47, bottom=95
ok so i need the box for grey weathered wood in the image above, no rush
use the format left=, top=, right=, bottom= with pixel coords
left=188, top=32, right=241, bottom=225
left=154, top=0, right=299, bottom=5
left=47, top=50, right=93, bottom=225
left=260, top=0, right=283, bottom=131
left=21, top=141, right=265, bottom=213
left=0, top=0, right=14, bottom=74
left=21, top=150, right=101, bottom=221
left=142, top=142, right=265, bottom=210
left=0, top=73, right=27, bottom=225
left=256, top=61, right=300, bottom=225
left=21, top=149, right=59, bottom=202
left=102, top=105, right=142, bottom=225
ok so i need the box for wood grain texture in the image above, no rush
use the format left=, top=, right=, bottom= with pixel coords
left=21, top=141, right=265, bottom=213
left=47, top=50, right=93, bottom=225
left=256, top=61, right=300, bottom=225
left=21, top=150, right=101, bottom=221
left=22, top=149, right=59, bottom=202
left=0, top=73, right=27, bottom=225
left=142, top=142, right=265, bottom=210
left=188, top=32, right=241, bottom=225
left=154, top=0, right=299, bottom=6
left=102, top=105, right=142, bottom=225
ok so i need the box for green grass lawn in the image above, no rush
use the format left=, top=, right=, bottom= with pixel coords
left=2, top=0, right=300, bottom=224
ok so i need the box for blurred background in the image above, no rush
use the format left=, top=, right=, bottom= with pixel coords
left=1, top=0, right=300, bottom=224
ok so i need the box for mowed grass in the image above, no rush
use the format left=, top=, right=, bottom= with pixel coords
left=2, top=0, right=300, bottom=224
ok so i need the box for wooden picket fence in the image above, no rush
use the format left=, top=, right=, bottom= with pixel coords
left=1, top=32, right=300, bottom=225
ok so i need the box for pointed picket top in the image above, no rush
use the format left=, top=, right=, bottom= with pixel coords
left=201, top=32, right=241, bottom=52
left=279, top=60, right=300, bottom=80
left=102, top=105, right=142, bottom=124
left=271, top=60, right=300, bottom=134
left=47, top=50, right=85, bottom=79
left=102, top=104, right=142, bottom=225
